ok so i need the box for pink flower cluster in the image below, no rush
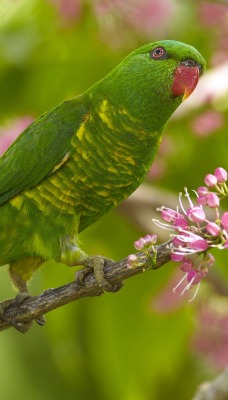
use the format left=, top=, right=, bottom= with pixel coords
left=128, top=167, right=227, bottom=301
left=154, top=167, right=228, bottom=301
left=134, top=234, right=157, bottom=251
left=127, top=234, right=157, bottom=269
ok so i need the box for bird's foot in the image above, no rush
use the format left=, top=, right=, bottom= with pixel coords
left=0, top=293, right=46, bottom=333
left=75, top=255, right=123, bottom=292
left=0, top=295, right=32, bottom=333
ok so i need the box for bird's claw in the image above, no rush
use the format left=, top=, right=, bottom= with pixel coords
left=10, top=319, right=32, bottom=333
left=0, top=296, right=31, bottom=333
left=75, top=255, right=123, bottom=292
left=0, top=293, right=46, bottom=333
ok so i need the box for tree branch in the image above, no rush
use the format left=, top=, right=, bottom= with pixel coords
left=0, top=240, right=172, bottom=333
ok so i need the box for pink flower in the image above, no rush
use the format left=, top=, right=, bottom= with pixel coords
left=152, top=167, right=228, bottom=301
left=180, top=258, right=193, bottom=272
left=173, top=236, right=187, bottom=247
left=189, top=238, right=208, bottom=251
left=173, top=266, right=206, bottom=301
left=161, top=208, right=178, bottom=223
left=171, top=253, right=185, bottom=262
left=173, top=216, right=189, bottom=230
left=187, top=206, right=206, bottom=223
left=186, top=270, right=202, bottom=285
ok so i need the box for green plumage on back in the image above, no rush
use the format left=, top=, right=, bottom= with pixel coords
left=0, top=40, right=205, bottom=297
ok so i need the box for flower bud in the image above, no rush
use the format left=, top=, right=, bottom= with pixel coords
left=134, top=238, right=145, bottom=250
left=197, top=195, right=208, bottom=206
left=214, top=167, right=227, bottom=183
left=206, top=222, right=220, bottom=236
left=143, top=234, right=157, bottom=245
left=221, top=212, right=228, bottom=232
left=127, top=254, right=138, bottom=268
left=204, top=174, right=217, bottom=187
left=197, top=186, right=209, bottom=196
left=207, top=193, right=220, bottom=208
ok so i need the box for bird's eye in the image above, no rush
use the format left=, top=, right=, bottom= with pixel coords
left=150, top=47, right=166, bottom=60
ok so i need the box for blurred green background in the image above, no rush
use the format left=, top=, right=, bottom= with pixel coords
left=0, top=0, right=228, bottom=399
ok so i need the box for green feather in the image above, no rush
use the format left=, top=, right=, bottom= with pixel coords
left=0, top=40, right=206, bottom=292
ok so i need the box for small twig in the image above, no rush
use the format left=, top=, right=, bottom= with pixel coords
left=192, top=367, right=228, bottom=400
left=0, top=240, right=171, bottom=333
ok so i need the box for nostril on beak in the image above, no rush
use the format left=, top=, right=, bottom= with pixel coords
left=180, top=59, right=202, bottom=74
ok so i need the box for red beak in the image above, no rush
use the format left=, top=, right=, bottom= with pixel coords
left=172, top=63, right=200, bottom=101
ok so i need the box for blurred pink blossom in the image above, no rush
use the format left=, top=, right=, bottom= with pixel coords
left=147, top=158, right=167, bottom=181
left=152, top=273, right=186, bottom=313
left=192, top=306, right=228, bottom=370
left=50, top=0, right=81, bottom=21
left=191, top=110, right=224, bottom=137
left=120, top=0, right=174, bottom=34
left=0, top=117, right=33, bottom=156
left=93, top=0, right=176, bottom=46
left=198, top=2, right=228, bottom=67
left=198, top=2, right=228, bottom=27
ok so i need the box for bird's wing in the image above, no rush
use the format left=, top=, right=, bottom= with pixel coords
left=0, top=96, right=89, bottom=205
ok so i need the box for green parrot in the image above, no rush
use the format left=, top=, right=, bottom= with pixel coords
left=0, top=40, right=205, bottom=315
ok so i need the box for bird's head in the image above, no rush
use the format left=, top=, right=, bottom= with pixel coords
left=138, top=40, right=205, bottom=101
left=97, top=40, right=206, bottom=131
